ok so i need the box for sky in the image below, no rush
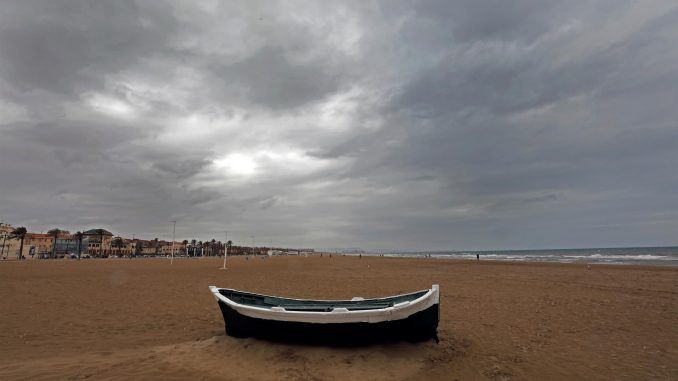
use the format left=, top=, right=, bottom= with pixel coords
left=1, top=1, right=677, bottom=250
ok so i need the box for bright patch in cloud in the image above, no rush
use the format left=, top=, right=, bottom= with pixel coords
left=83, top=93, right=136, bottom=118
left=213, top=153, right=257, bottom=176
left=258, top=149, right=336, bottom=174
left=0, top=100, right=28, bottom=123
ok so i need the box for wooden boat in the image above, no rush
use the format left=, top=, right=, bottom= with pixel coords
left=208, top=285, right=439, bottom=343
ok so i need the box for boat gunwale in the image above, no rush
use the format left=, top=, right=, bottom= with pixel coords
left=212, top=287, right=430, bottom=305
left=208, top=285, right=439, bottom=323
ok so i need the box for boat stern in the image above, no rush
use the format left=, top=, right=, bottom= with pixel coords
left=432, top=284, right=440, bottom=304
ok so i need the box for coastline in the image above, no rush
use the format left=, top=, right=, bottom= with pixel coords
left=5, top=249, right=678, bottom=267
left=338, top=247, right=678, bottom=267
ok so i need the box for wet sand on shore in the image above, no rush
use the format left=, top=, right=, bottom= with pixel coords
left=0, top=256, right=676, bottom=380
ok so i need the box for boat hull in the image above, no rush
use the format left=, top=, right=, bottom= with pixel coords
left=216, top=300, right=439, bottom=344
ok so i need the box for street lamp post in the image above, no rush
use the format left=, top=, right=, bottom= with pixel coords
left=170, top=220, right=176, bottom=265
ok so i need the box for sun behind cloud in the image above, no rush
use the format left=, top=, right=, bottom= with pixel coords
left=213, top=153, right=257, bottom=176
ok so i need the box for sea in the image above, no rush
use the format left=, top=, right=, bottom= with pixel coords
left=364, top=247, right=678, bottom=266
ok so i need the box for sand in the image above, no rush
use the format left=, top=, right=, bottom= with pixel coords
left=0, top=256, right=676, bottom=380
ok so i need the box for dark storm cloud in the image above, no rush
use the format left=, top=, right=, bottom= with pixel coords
left=411, top=0, right=580, bottom=43
left=0, top=1, right=176, bottom=97
left=208, top=46, right=344, bottom=110
left=1, top=0, right=677, bottom=250
left=151, top=158, right=212, bottom=180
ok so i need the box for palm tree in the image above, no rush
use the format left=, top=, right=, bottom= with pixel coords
left=182, top=240, right=188, bottom=256
left=9, top=227, right=27, bottom=260
left=74, top=231, right=84, bottom=259
left=0, top=231, right=9, bottom=259
left=190, top=239, right=197, bottom=256
left=111, top=237, right=125, bottom=257
left=226, top=240, right=233, bottom=256
left=197, top=241, right=203, bottom=256
left=153, top=238, right=160, bottom=256
left=135, top=241, right=144, bottom=257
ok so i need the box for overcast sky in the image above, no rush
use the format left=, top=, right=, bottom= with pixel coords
left=1, top=1, right=677, bottom=250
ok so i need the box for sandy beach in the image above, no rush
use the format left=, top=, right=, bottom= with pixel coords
left=0, top=256, right=676, bottom=380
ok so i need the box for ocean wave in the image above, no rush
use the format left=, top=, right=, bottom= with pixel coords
left=564, top=254, right=676, bottom=260
left=375, top=251, right=678, bottom=265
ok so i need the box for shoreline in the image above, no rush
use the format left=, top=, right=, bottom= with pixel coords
left=4, top=253, right=677, bottom=268
left=342, top=252, right=678, bottom=267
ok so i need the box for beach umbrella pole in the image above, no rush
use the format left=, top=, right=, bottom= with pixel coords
left=220, top=231, right=227, bottom=270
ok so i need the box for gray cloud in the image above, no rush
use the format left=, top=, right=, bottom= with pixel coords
left=208, top=46, right=344, bottom=110
left=1, top=0, right=677, bottom=250
left=151, top=158, right=212, bottom=179
left=0, top=1, right=176, bottom=97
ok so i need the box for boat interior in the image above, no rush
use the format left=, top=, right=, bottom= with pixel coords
left=218, top=289, right=429, bottom=312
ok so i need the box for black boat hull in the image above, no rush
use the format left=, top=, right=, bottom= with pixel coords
left=217, top=300, right=439, bottom=344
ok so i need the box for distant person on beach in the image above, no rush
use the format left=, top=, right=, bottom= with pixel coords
left=476, top=253, right=480, bottom=261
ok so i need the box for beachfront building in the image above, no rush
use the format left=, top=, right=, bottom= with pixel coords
left=112, top=238, right=153, bottom=257
left=125, top=239, right=143, bottom=256
left=144, top=238, right=164, bottom=255
left=2, top=223, right=316, bottom=260
left=83, top=229, right=114, bottom=257
left=23, top=231, right=72, bottom=258
left=160, top=241, right=186, bottom=256
left=1, top=225, right=84, bottom=259
left=24, top=233, right=54, bottom=258
left=0, top=223, right=20, bottom=259
left=54, top=234, right=86, bottom=257
left=131, top=239, right=164, bottom=256
left=106, top=236, right=134, bottom=257
left=121, top=239, right=138, bottom=256
left=140, top=240, right=158, bottom=256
